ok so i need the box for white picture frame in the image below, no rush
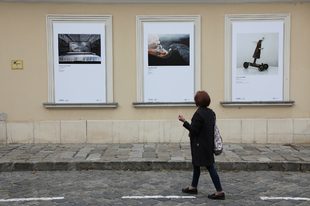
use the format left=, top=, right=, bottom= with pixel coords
left=134, top=15, right=201, bottom=107
left=44, top=15, right=116, bottom=109
left=223, top=14, right=294, bottom=107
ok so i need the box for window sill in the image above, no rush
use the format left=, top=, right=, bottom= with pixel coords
left=43, top=103, right=118, bottom=109
left=133, top=102, right=196, bottom=108
left=220, top=101, right=295, bottom=107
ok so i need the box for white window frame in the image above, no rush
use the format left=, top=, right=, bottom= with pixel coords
left=222, top=14, right=294, bottom=107
left=134, top=15, right=201, bottom=108
left=44, top=14, right=116, bottom=109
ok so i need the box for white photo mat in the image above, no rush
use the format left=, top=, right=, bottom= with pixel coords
left=232, top=21, right=284, bottom=101
left=53, top=23, right=106, bottom=103
left=143, top=22, right=194, bottom=102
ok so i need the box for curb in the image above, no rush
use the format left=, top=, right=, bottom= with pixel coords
left=0, top=161, right=309, bottom=172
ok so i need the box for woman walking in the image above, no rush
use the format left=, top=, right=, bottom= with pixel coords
left=178, top=91, right=225, bottom=200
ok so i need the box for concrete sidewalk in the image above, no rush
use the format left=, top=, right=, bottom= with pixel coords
left=0, top=143, right=309, bottom=172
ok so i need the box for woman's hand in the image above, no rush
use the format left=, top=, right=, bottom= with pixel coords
left=178, top=115, right=186, bottom=123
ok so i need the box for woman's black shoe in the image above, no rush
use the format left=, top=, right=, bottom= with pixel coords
left=208, top=192, right=225, bottom=200
left=182, top=187, right=198, bottom=194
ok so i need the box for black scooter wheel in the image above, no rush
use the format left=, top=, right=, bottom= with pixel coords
left=263, top=64, right=269, bottom=70
left=243, top=62, right=249, bottom=69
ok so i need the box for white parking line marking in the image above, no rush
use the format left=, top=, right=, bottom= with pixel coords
left=122, top=195, right=196, bottom=199
left=261, top=196, right=310, bottom=201
left=0, top=197, right=65, bottom=202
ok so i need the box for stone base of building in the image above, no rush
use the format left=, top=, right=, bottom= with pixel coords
left=0, top=119, right=309, bottom=144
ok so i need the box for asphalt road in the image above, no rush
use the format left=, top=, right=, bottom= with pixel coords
left=0, top=169, right=309, bottom=205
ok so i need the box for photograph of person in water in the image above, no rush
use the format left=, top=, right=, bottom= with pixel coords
left=148, top=34, right=190, bottom=66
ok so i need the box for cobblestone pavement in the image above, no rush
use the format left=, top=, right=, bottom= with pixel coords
left=0, top=170, right=310, bottom=205
left=0, top=143, right=309, bottom=172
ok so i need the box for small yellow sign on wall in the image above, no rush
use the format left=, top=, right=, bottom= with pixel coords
left=11, top=60, right=23, bottom=70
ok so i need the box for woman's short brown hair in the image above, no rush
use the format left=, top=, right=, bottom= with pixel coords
left=194, top=91, right=211, bottom=108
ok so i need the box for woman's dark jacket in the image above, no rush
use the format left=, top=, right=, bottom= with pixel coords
left=183, top=107, right=215, bottom=167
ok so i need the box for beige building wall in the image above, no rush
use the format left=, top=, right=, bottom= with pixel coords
left=0, top=2, right=309, bottom=143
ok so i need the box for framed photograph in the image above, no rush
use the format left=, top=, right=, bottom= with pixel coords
left=223, top=14, right=292, bottom=106
left=135, top=15, right=201, bottom=106
left=58, top=34, right=101, bottom=64
left=45, top=15, right=115, bottom=108
left=147, top=33, right=190, bottom=66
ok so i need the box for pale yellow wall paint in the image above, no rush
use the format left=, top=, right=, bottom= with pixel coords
left=0, top=2, right=309, bottom=121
